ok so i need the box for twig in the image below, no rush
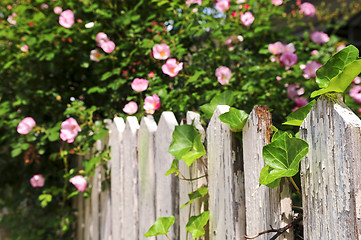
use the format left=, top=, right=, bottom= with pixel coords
left=244, top=228, right=278, bottom=239
left=165, top=234, right=171, bottom=240
left=289, top=177, right=302, bottom=198
left=179, top=174, right=208, bottom=181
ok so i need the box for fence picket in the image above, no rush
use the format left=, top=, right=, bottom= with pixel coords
left=122, top=117, right=140, bottom=240
left=110, top=117, right=125, bottom=240
left=300, top=96, right=361, bottom=239
left=207, top=105, right=245, bottom=240
left=154, top=112, right=179, bottom=239
left=242, top=105, right=292, bottom=239
left=138, top=116, right=157, bottom=240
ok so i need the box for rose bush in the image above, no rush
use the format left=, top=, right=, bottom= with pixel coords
left=0, top=0, right=359, bottom=238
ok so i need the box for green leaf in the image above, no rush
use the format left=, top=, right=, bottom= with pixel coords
left=316, top=45, right=359, bottom=88
left=259, top=166, right=281, bottom=188
left=200, top=91, right=235, bottom=119
left=311, top=59, right=361, bottom=98
left=186, top=211, right=210, bottom=239
left=11, top=148, right=22, bottom=158
left=181, top=186, right=208, bottom=209
left=165, top=159, right=179, bottom=176
left=260, top=133, right=308, bottom=186
left=283, top=100, right=316, bottom=126
left=168, top=125, right=202, bottom=160
left=182, top=134, right=206, bottom=167
left=39, top=194, right=52, bottom=208
left=144, top=216, right=175, bottom=237
left=219, top=107, right=249, bottom=132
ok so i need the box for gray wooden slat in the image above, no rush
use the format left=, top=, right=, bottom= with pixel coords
left=154, top=112, right=179, bottom=239
left=122, top=117, right=140, bottom=240
left=138, top=115, right=157, bottom=239
left=300, top=96, right=361, bottom=239
left=207, top=105, right=245, bottom=240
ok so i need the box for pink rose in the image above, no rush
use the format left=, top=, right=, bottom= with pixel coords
left=215, top=0, right=230, bottom=12
left=20, top=44, right=29, bottom=52
left=41, top=3, right=48, bottom=9
left=299, top=2, right=316, bottom=17
left=90, top=49, right=104, bottom=62
left=123, top=101, right=138, bottom=115
left=131, top=78, right=149, bottom=92
left=271, top=0, right=283, bottom=6
left=30, top=174, right=45, bottom=187
left=7, top=13, right=16, bottom=25
left=144, top=94, right=161, bottom=114
left=337, top=44, right=346, bottom=52
left=292, top=97, right=308, bottom=111
left=268, top=41, right=284, bottom=55
left=303, top=61, right=322, bottom=79
left=95, top=32, right=109, bottom=46
left=70, top=175, right=87, bottom=192
left=310, top=31, right=329, bottom=44
left=152, top=44, right=171, bottom=60
left=283, top=43, right=295, bottom=53
left=148, top=72, right=155, bottom=78
left=287, top=84, right=304, bottom=100
left=353, top=76, right=361, bottom=85
left=59, top=10, right=74, bottom=28
left=53, top=6, right=62, bottom=14
left=311, top=50, right=319, bottom=56
left=186, top=0, right=202, bottom=7
left=100, top=40, right=115, bottom=53
left=350, top=86, right=361, bottom=104
left=162, top=58, right=183, bottom=77
left=215, top=66, right=232, bottom=85
left=280, top=52, right=298, bottom=67
left=17, top=117, right=36, bottom=135
left=241, top=12, right=255, bottom=26
left=60, top=118, right=81, bottom=143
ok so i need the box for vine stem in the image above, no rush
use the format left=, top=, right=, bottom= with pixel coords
left=288, top=177, right=302, bottom=198
left=165, top=234, right=171, bottom=240
left=179, top=175, right=207, bottom=181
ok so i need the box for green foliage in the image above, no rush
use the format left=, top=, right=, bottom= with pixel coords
left=219, top=107, right=249, bottom=132
left=200, top=91, right=235, bottom=119
left=181, top=186, right=208, bottom=210
left=283, top=100, right=316, bottom=126
left=144, top=216, right=175, bottom=237
left=185, top=211, right=210, bottom=239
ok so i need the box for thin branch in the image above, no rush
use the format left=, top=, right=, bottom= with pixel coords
left=179, top=174, right=208, bottom=181
left=244, top=229, right=278, bottom=239
left=289, top=177, right=302, bottom=198
left=165, top=234, right=171, bottom=240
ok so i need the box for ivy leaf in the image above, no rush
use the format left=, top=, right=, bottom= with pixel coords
left=311, top=59, right=361, bottom=98
left=144, top=216, right=175, bottom=237
left=39, top=193, right=52, bottom=208
left=165, top=159, right=179, bottom=176
left=316, top=45, right=359, bottom=88
left=283, top=100, right=316, bottom=126
left=181, top=186, right=208, bottom=209
left=200, top=91, right=235, bottom=119
left=260, top=133, right=308, bottom=186
left=186, top=211, right=210, bottom=239
left=168, top=125, right=205, bottom=167
left=11, top=148, right=22, bottom=157
left=218, top=107, right=249, bottom=132
left=259, top=166, right=281, bottom=188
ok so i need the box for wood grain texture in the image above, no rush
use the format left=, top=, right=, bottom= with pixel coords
left=300, top=96, right=361, bottom=239
left=138, top=116, right=157, bottom=240
left=154, top=112, right=179, bottom=239
left=207, top=105, right=245, bottom=240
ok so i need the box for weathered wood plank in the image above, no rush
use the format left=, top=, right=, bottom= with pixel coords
left=91, top=140, right=102, bottom=240
left=110, top=117, right=125, bottom=240
left=138, top=115, right=157, bottom=240
left=154, top=112, right=179, bottom=239
left=207, top=105, right=245, bottom=240
left=300, top=96, right=361, bottom=239
left=242, top=105, right=292, bottom=239
left=122, top=117, right=140, bottom=240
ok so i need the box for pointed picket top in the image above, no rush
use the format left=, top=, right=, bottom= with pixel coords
left=122, top=116, right=140, bottom=240
left=154, top=112, right=179, bottom=239
left=138, top=115, right=157, bottom=240
left=207, top=105, right=245, bottom=240
left=300, top=96, right=361, bottom=239
left=187, top=111, right=205, bottom=141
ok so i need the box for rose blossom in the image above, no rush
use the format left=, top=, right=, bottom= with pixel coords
left=215, top=0, right=230, bottom=12
left=152, top=44, right=171, bottom=60
left=268, top=42, right=284, bottom=55
left=283, top=43, right=295, bottom=53
left=59, top=10, right=74, bottom=28
left=186, top=0, right=202, bottom=7
left=60, top=118, right=81, bottom=143
left=131, top=78, right=149, bottom=92
left=299, top=2, right=316, bottom=17
left=70, top=175, right=87, bottom=192
left=310, top=31, right=329, bottom=44
left=95, top=32, right=109, bottom=46
left=30, top=174, right=45, bottom=187
left=241, top=12, right=255, bottom=26
left=292, top=97, right=308, bottom=111
left=280, top=52, right=298, bottom=67
left=41, top=3, right=48, bottom=9
left=123, top=101, right=138, bottom=115
left=7, top=13, right=16, bottom=25
left=353, top=76, right=361, bottom=85
left=272, top=0, right=283, bottom=6
left=287, top=84, right=305, bottom=100
left=350, top=86, right=361, bottom=104
left=215, top=66, right=232, bottom=85
left=337, top=44, right=346, bottom=52
left=53, top=6, right=62, bottom=14
left=303, top=61, right=322, bottom=79
left=100, top=40, right=115, bottom=53
left=162, top=58, right=183, bottom=77
left=17, top=117, right=36, bottom=135
left=311, top=50, right=319, bottom=55
left=144, top=94, right=161, bottom=114
left=90, top=49, right=104, bottom=62
left=20, top=44, right=29, bottom=52
left=148, top=72, right=155, bottom=78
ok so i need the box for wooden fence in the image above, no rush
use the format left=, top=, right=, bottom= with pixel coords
left=74, top=96, right=361, bottom=240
